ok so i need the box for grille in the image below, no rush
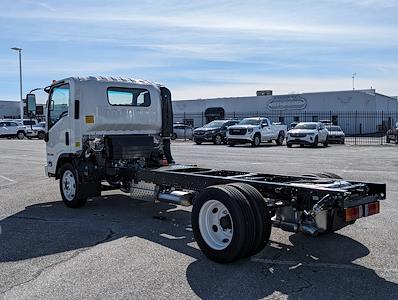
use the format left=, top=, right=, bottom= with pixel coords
left=229, top=128, right=247, bottom=135
left=290, top=133, right=306, bottom=138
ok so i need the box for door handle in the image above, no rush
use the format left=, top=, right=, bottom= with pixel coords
left=65, top=132, right=69, bottom=146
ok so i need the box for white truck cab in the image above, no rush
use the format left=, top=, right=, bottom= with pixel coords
left=226, top=117, right=287, bottom=147
left=27, top=76, right=173, bottom=207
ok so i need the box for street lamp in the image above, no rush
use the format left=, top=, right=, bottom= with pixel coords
left=10, top=47, right=24, bottom=121
left=352, top=72, right=357, bottom=91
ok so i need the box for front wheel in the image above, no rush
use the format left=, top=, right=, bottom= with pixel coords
left=286, top=143, right=292, bottom=148
left=251, top=134, right=261, bottom=147
left=213, top=134, right=223, bottom=145
left=59, top=163, right=87, bottom=208
left=171, top=133, right=177, bottom=140
left=194, top=139, right=202, bottom=145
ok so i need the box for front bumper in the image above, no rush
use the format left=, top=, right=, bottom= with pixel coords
left=226, top=133, right=254, bottom=143
left=193, top=133, right=214, bottom=142
left=286, top=135, right=315, bottom=144
left=26, top=130, right=38, bottom=137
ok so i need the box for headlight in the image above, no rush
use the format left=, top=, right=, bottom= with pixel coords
left=247, top=128, right=253, bottom=133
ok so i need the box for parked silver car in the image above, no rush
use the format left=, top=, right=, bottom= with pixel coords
left=172, top=123, right=193, bottom=140
left=326, top=125, right=345, bottom=144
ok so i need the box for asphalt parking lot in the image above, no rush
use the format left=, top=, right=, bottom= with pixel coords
left=0, top=140, right=397, bottom=299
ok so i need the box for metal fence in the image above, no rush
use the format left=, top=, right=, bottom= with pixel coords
left=174, top=111, right=398, bottom=145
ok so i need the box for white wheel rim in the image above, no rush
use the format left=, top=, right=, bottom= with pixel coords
left=62, top=170, right=76, bottom=201
left=215, top=135, right=221, bottom=144
left=198, top=200, right=233, bottom=250
left=255, top=136, right=260, bottom=145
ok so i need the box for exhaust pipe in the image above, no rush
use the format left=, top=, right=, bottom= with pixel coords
left=157, top=190, right=193, bottom=206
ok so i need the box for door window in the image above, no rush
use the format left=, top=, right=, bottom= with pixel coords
left=48, top=84, right=70, bottom=128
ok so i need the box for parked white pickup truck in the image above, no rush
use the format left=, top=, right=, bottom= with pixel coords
left=226, top=117, right=287, bottom=146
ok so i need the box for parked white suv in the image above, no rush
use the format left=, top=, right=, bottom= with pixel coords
left=0, top=121, right=26, bottom=139
left=286, top=122, right=328, bottom=147
left=226, top=117, right=287, bottom=147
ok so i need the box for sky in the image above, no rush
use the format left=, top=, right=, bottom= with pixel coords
left=0, top=0, right=397, bottom=102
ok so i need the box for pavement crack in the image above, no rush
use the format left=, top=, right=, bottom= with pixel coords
left=0, top=227, right=117, bottom=295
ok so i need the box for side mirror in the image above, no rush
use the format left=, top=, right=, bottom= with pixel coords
left=26, top=93, right=37, bottom=115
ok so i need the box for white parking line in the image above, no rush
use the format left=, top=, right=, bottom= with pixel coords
left=0, top=175, right=17, bottom=187
left=250, top=258, right=398, bottom=273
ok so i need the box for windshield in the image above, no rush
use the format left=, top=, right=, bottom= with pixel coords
left=203, top=120, right=226, bottom=128
left=239, top=118, right=261, bottom=126
left=327, top=126, right=342, bottom=131
left=294, top=123, right=317, bottom=130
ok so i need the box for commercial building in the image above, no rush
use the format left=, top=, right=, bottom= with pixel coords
left=173, top=89, right=398, bottom=135
left=0, top=100, right=46, bottom=121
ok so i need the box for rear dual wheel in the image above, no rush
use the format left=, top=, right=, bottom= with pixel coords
left=192, top=184, right=271, bottom=263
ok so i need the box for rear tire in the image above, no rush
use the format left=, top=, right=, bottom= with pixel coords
left=192, top=185, right=256, bottom=263
left=59, top=163, right=87, bottom=208
left=195, top=140, right=202, bottom=145
left=286, top=143, right=292, bottom=148
left=38, top=132, right=46, bottom=140
left=227, top=183, right=271, bottom=257
left=17, top=131, right=25, bottom=140
left=275, top=131, right=285, bottom=146
left=323, top=137, right=329, bottom=147
left=312, top=136, right=318, bottom=147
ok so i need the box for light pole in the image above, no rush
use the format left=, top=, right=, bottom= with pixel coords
left=352, top=72, right=357, bottom=91
left=11, top=47, right=24, bottom=121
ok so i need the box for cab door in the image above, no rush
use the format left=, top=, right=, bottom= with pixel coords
left=46, top=82, right=72, bottom=174
left=260, top=119, right=272, bottom=141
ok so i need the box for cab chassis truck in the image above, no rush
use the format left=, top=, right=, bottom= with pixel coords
left=26, top=77, right=386, bottom=263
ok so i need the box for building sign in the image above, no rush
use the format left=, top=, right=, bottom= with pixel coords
left=267, top=95, right=307, bottom=111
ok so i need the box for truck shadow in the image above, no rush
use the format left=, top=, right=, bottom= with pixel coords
left=1, top=195, right=397, bottom=298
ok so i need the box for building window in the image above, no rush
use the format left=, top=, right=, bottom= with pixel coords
left=294, top=116, right=300, bottom=122
left=312, top=115, right=319, bottom=122
left=332, top=115, right=338, bottom=125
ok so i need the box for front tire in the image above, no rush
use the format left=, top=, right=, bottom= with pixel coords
left=286, top=142, right=292, bottom=148
left=59, top=163, right=87, bottom=208
left=171, top=133, right=177, bottom=140
left=213, top=134, right=222, bottom=145
left=194, top=139, right=202, bottom=145
left=251, top=134, right=261, bottom=147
